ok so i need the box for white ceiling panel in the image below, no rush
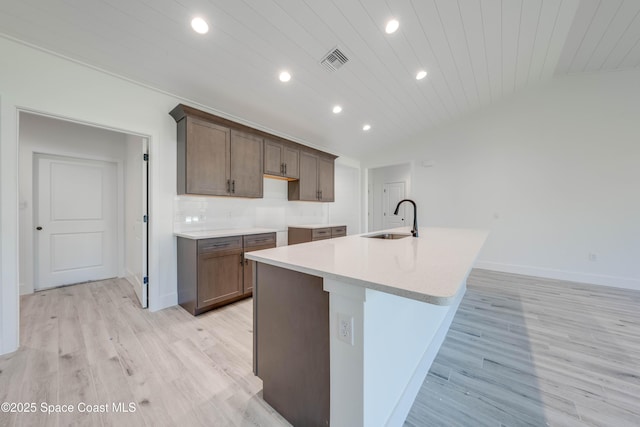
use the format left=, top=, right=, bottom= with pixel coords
left=0, top=0, right=637, bottom=157
left=557, top=0, right=640, bottom=74
left=458, top=0, right=492, bottom=108
left=514, top=0, right=543, bottom=91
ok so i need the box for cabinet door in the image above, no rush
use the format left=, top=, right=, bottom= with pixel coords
left=311, top=228, right=331, bottom=241
left=318, top=157, right=335, bottom=202
left=230, top=130, right=264, bottom=198
left=243, top=233, right=277, bottom=295
left=186, top=117, right=230, bottom=195
left=197, top=251, right=243, bottom=308
left=283, top=145, right=300, bottom=179
left=331, top=226, right=347, bottom=238
left=298, top=151, right=319, bottom=201
left=264, top=140, right=284, bottom=176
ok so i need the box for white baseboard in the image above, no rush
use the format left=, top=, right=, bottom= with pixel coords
left=151, top=292, right=177, bottom=312
left=474, top=261, right=640, bottom=291
left=19, top=282, right=33, bottom=295
left=124, top=268, right=136, bottom=287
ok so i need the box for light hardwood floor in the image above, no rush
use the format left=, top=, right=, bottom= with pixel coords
left=1, top=270, right=638, bottom=426
left=405, top=270, right=640, bottom=427
left=0, top=278, right=290, bottom=427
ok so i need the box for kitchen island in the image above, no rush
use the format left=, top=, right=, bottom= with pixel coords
left=246, top=227, right=488, bottom=427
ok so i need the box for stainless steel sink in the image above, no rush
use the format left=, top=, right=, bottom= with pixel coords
left=363, top=233, right=411, bottom=240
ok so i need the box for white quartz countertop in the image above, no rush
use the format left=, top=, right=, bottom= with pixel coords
left=245, top=227, right=488, bottom=305
left=174, top=228, right=278, bottom=240
left=288, top=224, right=346, bottom=229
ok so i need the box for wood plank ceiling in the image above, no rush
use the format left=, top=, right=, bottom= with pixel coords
left=1, top=0, right=639, bottom=158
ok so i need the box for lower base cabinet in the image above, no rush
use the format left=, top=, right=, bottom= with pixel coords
left=288, top=225, right=347, bottom=245
left=178, top=232, right=276, bottom=315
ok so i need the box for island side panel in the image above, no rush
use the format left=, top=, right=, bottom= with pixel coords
left=254, top=262, right=330, bottom=427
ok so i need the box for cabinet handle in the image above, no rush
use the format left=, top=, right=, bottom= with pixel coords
left=280, top=163, right=284, bottom=174
left=240, top=254, right=244, bottom=265
left=284, top=163, right=287, bottom=175
left=319, top=190, right=323, bottom=200
left=212, top=243, right=230, bottom=248
left=226, top=179, right=230, bottom=193
left=232, top=180, right=235, bottom=193
left=245, top=259, right=249, bottom=266
left=250, top=238, right=271, bottom=244
left=316, top=190, right=320, bottom=200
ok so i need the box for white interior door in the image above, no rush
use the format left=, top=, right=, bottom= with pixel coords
left=131, top=139, right=148, bottom=308
left=382, top=182, right=406, bottom=229
left=35, top=154, right=118, bottom=290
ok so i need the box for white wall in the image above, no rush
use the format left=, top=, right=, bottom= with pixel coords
left=174, top=158, right=362, bottom=245
left=18, top=113, right=127, bottom=295
left=329, top=163, right=361, bottom=235
left=368, top=163, right=412, bottom=232
left=174, top=179, right=329, bottom=247
left=0, top=37, right=360, bottom=354
left=362, top=68, right=640, bottom=290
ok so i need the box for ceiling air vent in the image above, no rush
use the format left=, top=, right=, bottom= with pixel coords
left=320, top=47, right=349, bottom=72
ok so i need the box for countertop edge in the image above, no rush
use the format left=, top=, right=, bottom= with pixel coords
left=175, top=228, right=279, bottom=239
left=245, top=253, right=465, bottom=306
left=288, top=224, right=347, bottom=230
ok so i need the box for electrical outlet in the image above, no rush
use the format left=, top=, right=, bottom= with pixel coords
left=337, top=313, right=354, bottom=345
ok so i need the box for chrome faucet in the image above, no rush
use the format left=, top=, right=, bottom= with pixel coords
left=394, top=199, right=419, bottom=237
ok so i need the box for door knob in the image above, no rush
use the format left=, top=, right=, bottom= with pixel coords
left=36, top=226, right=43, bottom=230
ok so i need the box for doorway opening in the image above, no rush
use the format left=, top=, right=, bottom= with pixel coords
left=367, top=163, right=411, bottom=233
left=18, top=111, right=149, bottom=308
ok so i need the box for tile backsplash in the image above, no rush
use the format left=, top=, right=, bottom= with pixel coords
left=174, top=178, right=329, bottom=234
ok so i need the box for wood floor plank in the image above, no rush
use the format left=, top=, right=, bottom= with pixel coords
left=2, top=271, right=639, bottom=426
left=406, top=269, right=640, bottom=426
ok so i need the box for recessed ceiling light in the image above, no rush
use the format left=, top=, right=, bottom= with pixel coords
left=332, top=105, right=342, bottom=114
left=191, top=17, right=209, bottom=34
left=362, top=124, right=371, bottom=131
left=416, top=70, right=427, bottom=80
left=279, top=71, right=291, bottom=82
left=385, top=19, right=399, bottom=34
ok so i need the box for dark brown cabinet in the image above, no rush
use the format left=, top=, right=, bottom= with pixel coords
left=180, top=117, right=230, bottom=196
left=264, top=139, right=299, bottom=180
left=288, top=226, right=347, bottom=245
left=171, top=104, right=336, bottom=202
left=230, top=129, right=264, bottom=198
left=172, top=106, right=263, bottom=198
left=288, top=151, right=335, bottom=202
left=177, top=232, right=276, bottom=315
left=197, top=237, right=243, bottom=307
left=242, top=233, right=277, bottom=295
left=318, top=156, right=335, bottom=202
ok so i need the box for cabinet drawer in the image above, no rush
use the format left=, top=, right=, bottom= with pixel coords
left=243, top=233, right=276, bottom=249
left=198, top=236, right=242, bottom=254
left=331, top=226, right=346, bottom=238
left=312, top=228, right=332, bottom=240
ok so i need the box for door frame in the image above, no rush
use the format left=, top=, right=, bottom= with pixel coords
left=16, top=108, right=153, bottom=305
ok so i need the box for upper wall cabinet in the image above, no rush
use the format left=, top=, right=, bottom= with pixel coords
left=174, top=115, right=263, bottom=198
left=264, top=139, right=299, bottom=180
left=172, top=105, right=263, bottom=198
left=170, top=104, right=336, bottom=201
left=230, top=129, right=264, bottom=198
left=288, top=151, right=335, bottom=202
left=180, top=117, right=230, bottom=196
